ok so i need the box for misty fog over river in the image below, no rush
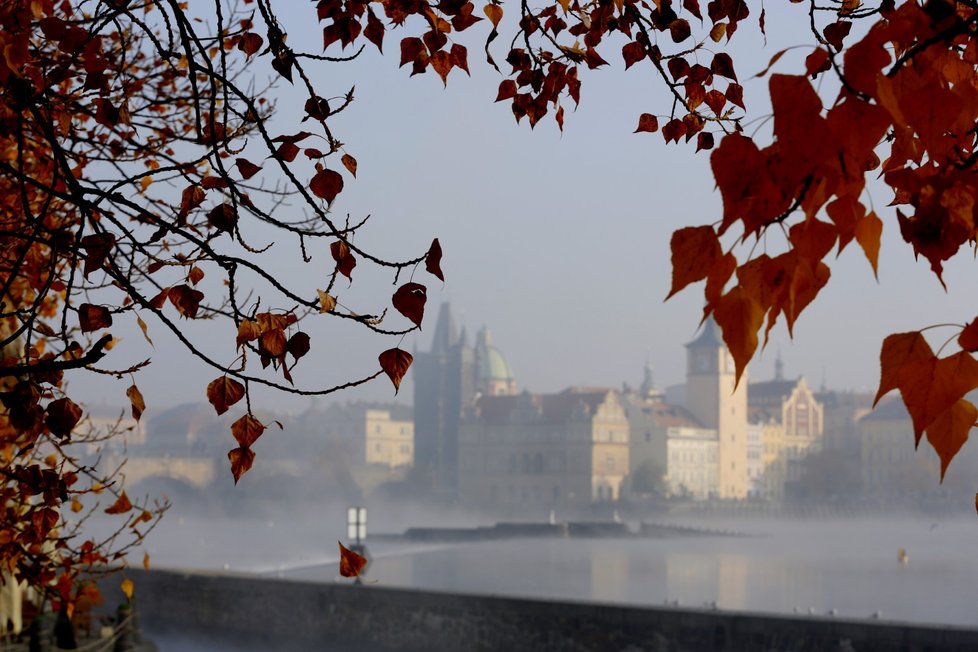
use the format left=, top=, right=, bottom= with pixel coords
left=123, top=507, right=978, bottom=629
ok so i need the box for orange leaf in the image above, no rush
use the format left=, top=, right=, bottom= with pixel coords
left=143, top=553, right=150, bottom=571
left=959, top=319, right=978, bottom=353
left=207, top=377, right=245, bottom=416
left=188, top=266, right=205, bottom=286
left=236, top=320, right=262, bottom=348
left=341, top=154, right=357, bottom=177
left=379, top=348, right=413, bottom=393
left=667, top=226, right=722, bottom=299
left=713, top=286, right=764, bottom=387
left=259, top=328, right=287, bottom=358
left=854, top=211, right=883, bottom=278
left=318, top=290, right=337, bottom=313
left=71, top=497, right=83, bottom=513
left=875, top=331, right=932, bottom=406
left=392, top=283, right=427, bottom=328
left=483, top=3, right=503, bottom=27
left=338, top=541, right=367, bottom=578
left=104, top=491, right=133, bottom=515
left=126, top=385, right=145, bottom=422
left=231, top=414, right=265, bottom=448
left=121, top=578, right=134, bottom=601
left=901, top=351, right=978, bottom=443
left=925, top=399, right=976, bottom=481
left=228, top=446, right=255, bottom=484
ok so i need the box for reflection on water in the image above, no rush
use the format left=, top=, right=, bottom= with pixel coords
left=276, top=517, right=978, bottom=627
left=122, top=508, right=978, bottom=628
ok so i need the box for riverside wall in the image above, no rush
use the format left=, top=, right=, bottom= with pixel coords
left=120, top=569, right=978, bottom=652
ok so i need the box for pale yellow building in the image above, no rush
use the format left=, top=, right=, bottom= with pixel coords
left=665, top=426, right=719, bottom=499
left=458, top=388, right=629, bottom=509
left=684, top=320, right=749, bottom=499
left=364, top=408, right=414, bottom=469
left=748, top=365, right=825, bottom=497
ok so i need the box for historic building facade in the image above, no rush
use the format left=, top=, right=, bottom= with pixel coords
left=457, top=388, right=629, bottom=510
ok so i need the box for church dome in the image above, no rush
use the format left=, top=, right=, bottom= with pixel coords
left=477, top=345, right=514, bottom=381
left=474, top=326, right=514, bottom=381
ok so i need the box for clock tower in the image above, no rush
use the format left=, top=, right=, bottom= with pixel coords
left=685, top=318, right=748, bottom=499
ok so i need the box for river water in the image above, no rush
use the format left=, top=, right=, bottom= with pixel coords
left=135, top=512, right=978, bottom=628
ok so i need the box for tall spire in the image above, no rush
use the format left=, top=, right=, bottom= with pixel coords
left=774, top=349, right=784, bottom=381
left=430, top=302, right=458, bottom=352
left=640, top=359, right=654, bottom=397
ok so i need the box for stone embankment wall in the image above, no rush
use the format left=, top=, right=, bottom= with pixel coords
left=121, top=569, right=978, bottom=652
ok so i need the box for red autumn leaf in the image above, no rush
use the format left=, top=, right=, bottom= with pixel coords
left=713, top=286, right=764, bottom=386
left=901, top=351, right=978, bottom=443
left=238, top=32, right=264, bottom=57
left=287, top=332, right=311, bottom=360
left=338, top=541, right=368, bottom=578
left=178, top=185, right=206, bottom=217
left=46, top=398, right=83, bottom=439
left=207, top=203, right=237, bottom=233
left=710, top=53, right=737, bottom=81
left=959, top=319, right=978, bottom=353
left=207, top=376, right=245, bottom=416
left=126, top=385, right=145, bottom=422
left=805, top=48, right=831, bottom=77
left=365, top=9, right=385, bottom=52
left=451, top=44, right=469, bottom=75
left=696, top=132, right=715, bottom=152
left=392, top=282, right=427, bottom=328
left=330, top=241, right=357, bottom=280
left=310, top=169, right=344, bottom=204
left=276, top=142, right=300, bottom=162
left=431, top=50, right=452, bottom=84
left=496, top=80, right=518, bottom=102
left=104, top=491, right=133, bottom=515
left=669, top=19, right=691, bottom=43
left=823, top=20, right=852, bottom=50
left=167, top=285, right=205, bottom=319
left=235, top=158, right=262, bottom=180
left=875, top=331, right=933, bottom=406
left=399, top=37, right=425, bottom=68
left=622, top=41, right=646, bottom=69
left=231, top=414, right=265, bottom=448
left=425, top=238, right=444, bottom=281
left=79, top=304, right=112, bottom=332
left=854, top=211, right=883, bottom=278
left=668, top=226, right=722, bottom=299
left=188, top=266, right=205, bottom=286
left=634, top=113, right=659, bottom=133
left=228, top=446, right=255, bottom=484
left=379, top=348, right=413, bottom=393
left=925, top=399, right=977, bottom=481
left=661, top=118, right=686, bottom=143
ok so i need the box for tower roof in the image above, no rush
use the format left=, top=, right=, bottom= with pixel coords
left=430, top=302, right=459, bottom=352
left=685, top=317, right=722, bottom=349
left=475, top=327, right=513, bottom=380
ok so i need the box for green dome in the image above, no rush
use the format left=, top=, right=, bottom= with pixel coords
left=476, top=346, right=513, bottom=381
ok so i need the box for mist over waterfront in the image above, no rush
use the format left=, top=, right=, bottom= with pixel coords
left=120, top=505, right=978, bottom=629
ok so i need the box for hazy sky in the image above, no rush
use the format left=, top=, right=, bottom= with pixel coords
left=74, top=3, right=978, bottom=413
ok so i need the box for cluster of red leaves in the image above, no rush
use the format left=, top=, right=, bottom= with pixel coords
left=662, top=0, right=978, bottom=486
